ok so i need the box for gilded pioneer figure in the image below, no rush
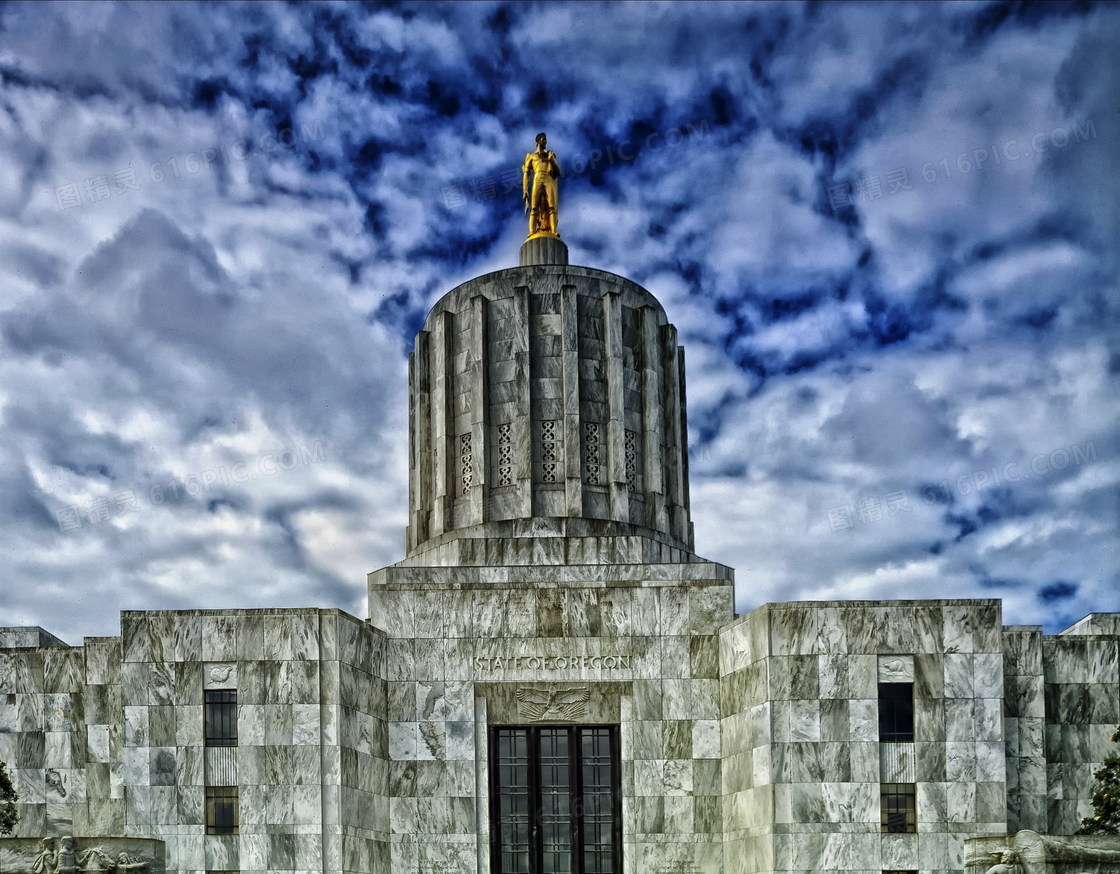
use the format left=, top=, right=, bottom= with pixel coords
left=522, top=132, right=560, bottom=236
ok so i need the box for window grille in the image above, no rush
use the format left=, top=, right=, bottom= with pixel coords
left=205, top=786, right=239, bottom=835
left=204, top=690, right=237, bottom=747
left=489, top=725, right=621, bottom=873
left=880, top=783, right=917, bottom=833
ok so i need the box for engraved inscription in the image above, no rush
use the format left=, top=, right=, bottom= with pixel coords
left=473, top=654, right=632, bottom=671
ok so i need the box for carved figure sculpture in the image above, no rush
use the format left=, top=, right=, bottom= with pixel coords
left=32, top=837, right=57, bottom=874
left=45, top=769, right=66, bottom=799
left=10, top=839, right=150, bottom=874
left=984, top=849, right=1021, bottom=874
left=113, top=851, right=149, bottom=871
left=55, top=836, right=77, bottom=873
left=75, top=846, right=115, bottom=871
left=1013, top=828, right=1120, bottom=863
left=522, top=132, right=561, bottom=237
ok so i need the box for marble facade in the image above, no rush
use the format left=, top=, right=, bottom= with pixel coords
left=2, top=239, right=1118, bottom=873
left=1, top=610, right=389, bottom=874
left=3, top=604, right=1115, bottom=873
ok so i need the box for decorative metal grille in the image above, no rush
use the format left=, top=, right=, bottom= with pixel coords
left=541, top=420, right=559, bottom=483
left=624, top=429, right=637, bottom=491
left=460, top=433, right=473, bottom=495
left=497, top=423, right=513, bottom=487
left=205, top=786, right=239, bottom=835
left=880, top=783, right=917, bottom=833
left=489, top=725, right=621, bottom=874
left=584, top=422, right=601, bottom=485
left=204, top=690, right=237, bottom=747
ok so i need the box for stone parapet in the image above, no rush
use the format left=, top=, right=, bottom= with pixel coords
left=0, top=627, right=70, bottom=649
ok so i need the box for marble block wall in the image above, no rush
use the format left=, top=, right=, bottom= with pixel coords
left=1040, top=621, right=1120, bottom=836
left=1002, top=626, right=1048, bottom=834
left=0, top=641, right=88, bottom=838
left=0, top=609, right=390, bottom=874
left=719, top=600, right=1009, bottom=874
left=368, top=560, right=734, bottom=874
left=4, top=600, right=1117, bottom=874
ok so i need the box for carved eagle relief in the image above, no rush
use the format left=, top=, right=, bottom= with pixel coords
left=515, top=686, right=590, bottom=721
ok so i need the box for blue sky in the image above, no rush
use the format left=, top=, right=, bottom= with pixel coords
left=0, top=1, right=1116, bottom=643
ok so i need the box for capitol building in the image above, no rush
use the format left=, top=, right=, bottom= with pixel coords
left=2, top=169, right=1118, bottom=874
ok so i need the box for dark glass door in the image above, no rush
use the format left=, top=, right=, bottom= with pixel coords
left=489, top=725, right=621, bottom=874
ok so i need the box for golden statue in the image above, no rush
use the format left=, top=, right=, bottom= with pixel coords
left=522, top=132, right=560, bottom=237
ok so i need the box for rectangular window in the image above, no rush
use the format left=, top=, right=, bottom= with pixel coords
left=204, top=690, right=237, bottom=747
left=489, top=725, right=621, bottom=874
left=881, top=783, right=917, bottom=833
left=205, top=786, right=238, bottom=835
left=878, top=682, right=914, bottom=743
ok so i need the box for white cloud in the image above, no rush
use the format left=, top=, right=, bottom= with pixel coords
left=0, top=2, right=1116, bottom=642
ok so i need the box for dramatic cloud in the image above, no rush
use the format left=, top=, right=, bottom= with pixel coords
left=0, top=1, right=1116, bottom=642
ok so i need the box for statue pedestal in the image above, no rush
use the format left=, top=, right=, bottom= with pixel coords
left=520, top=234, right=568, bottom=266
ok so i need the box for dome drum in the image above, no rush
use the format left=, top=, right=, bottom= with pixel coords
left=405, top=264, right=695, bottom=561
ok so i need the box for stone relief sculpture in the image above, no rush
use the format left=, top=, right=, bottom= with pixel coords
left=516, top=686, right=590, bottom=721
left=967, top=829, right=1120, bottom=871
left=1017, top=828, right=1120, bottom=862
left=56, top=836, right=77, bottom=873
left=31, top=837, right=56, bottom=874
left=984, top=850, right=1021, bottom=874
left=880, top=657, right=908, bottom=679
left=112, top=851, right=149, bottom=871
left=11, top=837, right=149, bottom=874
left=522, top=132, right=560, bottom=237
left=202, top=662, right=237, bottom=690
left=44, top=769, right=66, bottom=799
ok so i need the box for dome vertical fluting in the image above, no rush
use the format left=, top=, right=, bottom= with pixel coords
left=402, top=136, right=696, bottom=566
